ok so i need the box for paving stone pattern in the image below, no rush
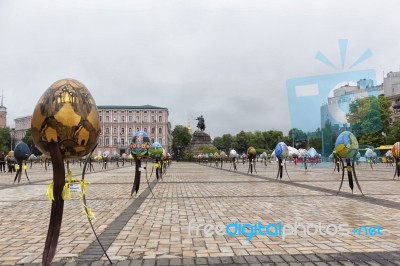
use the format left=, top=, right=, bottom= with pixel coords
left=0, top=160, right=399, bottom=265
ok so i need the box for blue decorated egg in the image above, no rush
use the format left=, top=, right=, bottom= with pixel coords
left=274, top=142, right=288, bottom=159
left=14, top=142, right=31, bottom=162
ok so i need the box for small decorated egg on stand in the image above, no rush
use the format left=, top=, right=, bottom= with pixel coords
left=247, top=146, right=257, bottom=174
left=130, top=131, right=152, bottom=196
left=13, top=142, right=31, bottom=183
left=229, top=149, right=238, bottom=171
left=149, top=141, right=164, bottom=180
left=334, top=131, right=363, bottom=195
left=392, top=142, right=400, bottom=179
left=274, top=142, right=289, bottom=180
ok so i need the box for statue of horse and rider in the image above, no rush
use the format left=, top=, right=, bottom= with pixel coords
left=196, top=115, right=205, bottom=131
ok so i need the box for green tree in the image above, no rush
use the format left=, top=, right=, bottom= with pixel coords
left=234, top=131, right=247, bottom=153
left=199, top=146, right=219, bottom=154
left=347, top=95, right=391, bottom=146
left=213, top=136, right=223, bottom=150
left=263, top=130, right=284, bottom=150
left=288, top=128, right=307, bottom=148
left=307, top=128, right=322, bottom=151
left=22, top=128, right=34, bottom=149
left=388, top=119, right=400, bottom=144
left=246, top=130, right=265, bottom=149
left=221, top=134, right=234, bottom=151
left=0, top=127, right=11, bottom=153
left=387, top=119, right=400, bottom=144
left=171, top=125, right=192, bottom=159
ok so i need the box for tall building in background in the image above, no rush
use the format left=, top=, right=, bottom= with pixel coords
left=383, top=71, right=400, bottom=124
left=96, top=105, right=171, bottom=156
left=14, top=116, right=31, bottom=143
left=0, top=91, right=7, bottom=128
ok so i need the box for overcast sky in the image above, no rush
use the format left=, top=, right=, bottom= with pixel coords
left=1, top=0, right=399, bottom=138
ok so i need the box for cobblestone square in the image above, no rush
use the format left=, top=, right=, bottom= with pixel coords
left=0, top=160, right=399, bottom=265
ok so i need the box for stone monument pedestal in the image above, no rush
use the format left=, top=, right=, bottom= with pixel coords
left=187, top=130, right=216, bottom=154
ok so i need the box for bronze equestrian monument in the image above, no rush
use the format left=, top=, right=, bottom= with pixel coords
left=188, top=115, right=216, bottom=154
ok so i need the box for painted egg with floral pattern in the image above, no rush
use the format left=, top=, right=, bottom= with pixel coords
left=130, top=131, right=151, bottom=159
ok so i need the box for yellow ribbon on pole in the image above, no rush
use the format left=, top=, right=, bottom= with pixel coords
left=46, top=182, right=55, bottom=201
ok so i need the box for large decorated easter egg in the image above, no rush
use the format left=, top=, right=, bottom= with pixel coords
left=247, top=146, right=256, bottom=157
left=229, top=149, right=237, bottom=158
left=334, top=131, right=359, bottom=159
left=31, top=79, right=100, bottom=158
left=274, top=142, right=288, bottom=159
left=392, top=142, right=400, bottom=158
left=130, top=131, right=151, bottom=159
left=14, top=142, right=30, bottom=162
left=365, top=148, right=374, bottom=158
left=149, top=141, right=163, bottom=159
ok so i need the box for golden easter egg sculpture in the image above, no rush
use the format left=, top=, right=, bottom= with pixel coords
left=31, top=79, right=100, bottom=266
left=31, top=79, right=100, bottom=158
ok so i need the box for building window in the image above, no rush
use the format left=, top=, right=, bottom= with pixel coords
left=128, top=127, right=132, bottom=134
left=144, top=116, right=147, bottom=122
left=106, top=128, right=110, bottom=134
left=105, top=138, right=109, bottom=146
left=106, top=116, right=110, bottom=122
left=128, top=116, right=132, bottom=122
left=158, top=116, right=162, bottom=122
left=121, top=127, right=125, bottom=134
left=159, top=127, right=162, bottom=134
left=98, top=138, right=102, bottom=145
left=99, top=116, right=102, bottom=122
left=113, top=128, right=117, bottom=134
left=152, top=116, right=155, bottom=122
left=144, top=127, right=147, bottom=133
left=121, top=138, right=125, bottom=145
left=158, top=138, right=162, bottom=145
left=151, top=128, right=155, bottom=134
left=121, top=115, right=125, bottom=122
left=136, top=127, right=140, bottom=132
left=136, top=116, right=139, bottom=122
left=113, top=138, right=117, bottom=145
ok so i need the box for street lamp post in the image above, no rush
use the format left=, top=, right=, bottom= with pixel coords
left=10, top=128, right=15, bottom=151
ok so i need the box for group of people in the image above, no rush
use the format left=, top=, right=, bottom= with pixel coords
left=0, top=151, right=16, bottom=173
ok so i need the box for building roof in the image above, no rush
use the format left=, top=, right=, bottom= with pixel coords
left=97, top=105, right=167, bottom=110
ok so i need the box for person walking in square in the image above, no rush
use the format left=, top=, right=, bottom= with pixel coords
left=0, top=152, right=5, bottom=172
